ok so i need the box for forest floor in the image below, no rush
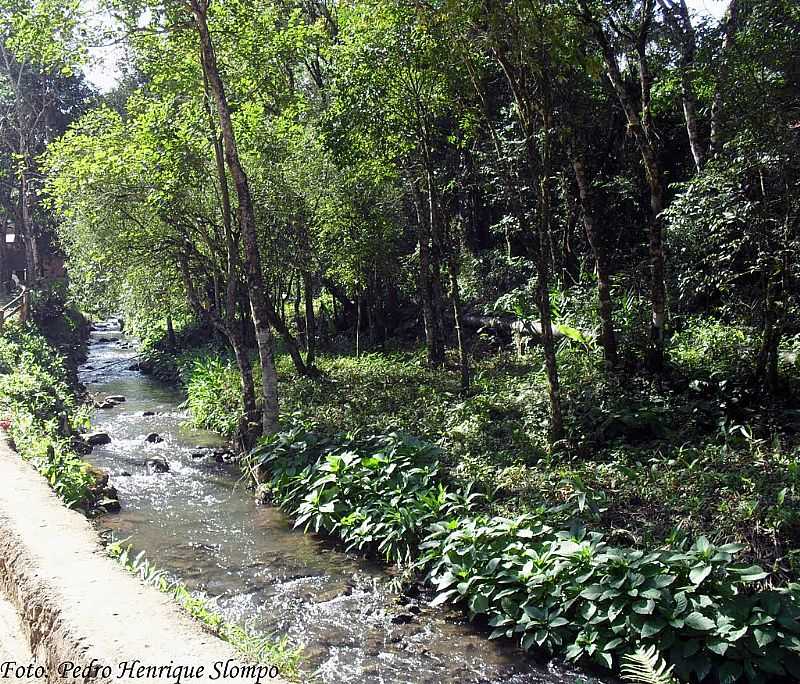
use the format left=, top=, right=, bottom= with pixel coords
left=275, top=349, right=800, bottom=579
left=150, top=319, right=800, bottom=582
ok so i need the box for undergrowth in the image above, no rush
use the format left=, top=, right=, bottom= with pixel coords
left=142, top=306, right=800, bottom=682
left=169, top=339, right=800, bottom=576
left=249, top=419, right=800, bottom=683
left=0, top=319, right=94, bottom=507
left=249, top=423, right=483, bottom=565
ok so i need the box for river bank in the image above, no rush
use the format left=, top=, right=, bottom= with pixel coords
left=134, top=323, right=800, bottom=684
left=80, top=322, right=606, bottom=683
left=0, top=438, right=272, bottom=684
left=0, top=304, right=294, bottom=683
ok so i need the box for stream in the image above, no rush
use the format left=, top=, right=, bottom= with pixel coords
left=80, top=323, right=608, bottom=684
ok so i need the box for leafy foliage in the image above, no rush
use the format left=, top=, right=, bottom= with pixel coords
left=182, top=355, right=244, bottom=437
left=669, top=318, right=754, bottom=379
left=164, top=318, right=800, bottom=579
left=622, top=645, right=678, bottom=684
left=419, top=519, right=800, bottom=682
left=241, top=413, right=800, bottom=681
left=249, top=421, right=483, bottom=565
left=0, top=320, right=92, bottom=506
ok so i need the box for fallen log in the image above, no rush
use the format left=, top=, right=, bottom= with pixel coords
left=462, top=313, right=564, bottom=340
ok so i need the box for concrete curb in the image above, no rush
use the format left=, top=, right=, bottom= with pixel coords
left=0, top=443, right=287, bottom=684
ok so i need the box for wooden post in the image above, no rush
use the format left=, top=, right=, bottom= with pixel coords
left=0, top=309, right=4, bottom=333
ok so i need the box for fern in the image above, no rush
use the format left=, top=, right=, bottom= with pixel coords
left=621, top=645, right=678, bottom=684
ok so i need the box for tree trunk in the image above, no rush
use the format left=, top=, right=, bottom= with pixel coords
left=303, top=270, right=316, bottom=368
left=710, top=0, right=739, bottom=156
left=365, top=285, right=375, bottom=348
left=0, top=220, right=6, bottom=294
left=166, top=315, right=177, bottom=349
left=578, top=0, right=667, bottom=370
left=20, top=173, right=38, bottom=283
left=448, top=252, right=469, bottom=392
left=490, top=45, right=564, bottom=443
left=193, top=0, right=279, bottom=434
left=424, top=159, right=447, bottom=367
left=318, top=302, right=330, bottom=346
left=657, top=0, right=705, bottom=171
left=356, top=291, right=361, bottom=358
left=201, top=54, right=261, bottom=444
left=646, top=186, right=667, bottom=371
left=278, top=284, right=287, bottom=329
left=230, top=329, right=259, bottom=450
left=756, top=280, right=781, bottom=393
left=680, top=75, right=704, bottom=172
left=266, top=298, right=308, bottom=374
left=571, top=154, right=618, bottom=366
left=322, top=277, right=357, bottom=327
left=179, top=254, right=260, bottom=447
left=409, top=179, right=445, bottom=366
left=293, top=276, right=303, bottom=340
left=530, top=109, right=564, bottom=443
left=371, top=271, right=387, bottom=346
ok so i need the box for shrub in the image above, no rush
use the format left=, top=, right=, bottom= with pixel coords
left=249, top=419, right=800, bottom=681
left=249, top=421, right=483, bottom=565
left=0, top=322, right=93, bottom=507
left=418, top=516, right=800, bottom=683
left=182, top=355, right=244, bottom=436
left=669, top=318, right=755, bottom=379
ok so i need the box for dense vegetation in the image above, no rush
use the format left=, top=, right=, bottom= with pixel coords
left=149, top=320, right=800, bottom=579
left=246, top=421, right=800, bottom=683
left=0, top=291, right=94, bottom=507
left=2, top=0, right=799, bottom=680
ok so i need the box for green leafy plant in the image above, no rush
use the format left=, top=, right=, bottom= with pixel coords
left=622, top=645, right=678, bottom=684
left=0, top=321, right=93, bottom=507
left=248, top=419, right=800, bottom=682
left=249, top=420, right=483, bottom=565
left=419, top=517, right=800, bottom=682
left=669, top=317, right=754, bottom=379
left=181, top=355, right=244, bottom=436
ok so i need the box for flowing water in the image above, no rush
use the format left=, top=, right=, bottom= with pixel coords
left=81, top=323, right=609, bottom=684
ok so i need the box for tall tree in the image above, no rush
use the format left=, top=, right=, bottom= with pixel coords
left=188, top=0, right=280, bottom=434
left=0, top=0, right=90, bottom=284
left=577, top=0, right=668, bottom=370
left=657, top=0, right=705, bottom=171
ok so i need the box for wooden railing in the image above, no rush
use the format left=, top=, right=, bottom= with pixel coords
left=0, top=286, right=30, bottom=332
